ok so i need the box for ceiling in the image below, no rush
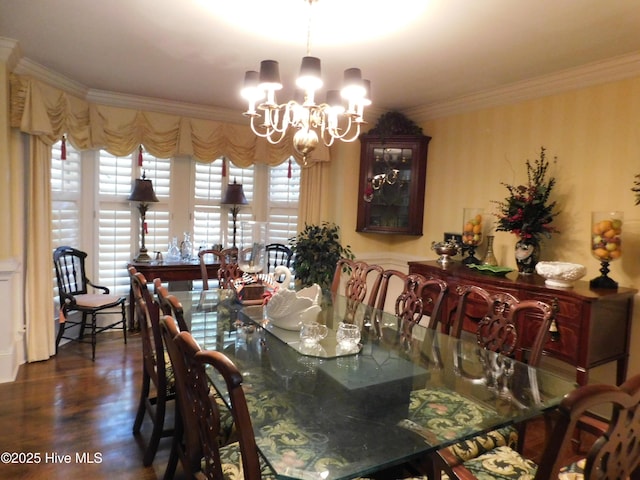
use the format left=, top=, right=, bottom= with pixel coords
left=2, top=0, right=640, bottom=121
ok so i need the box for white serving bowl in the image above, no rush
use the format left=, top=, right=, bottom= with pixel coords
left=265, top=283, right=322, bottom=330
left=535, top=261, right=587, bottom=288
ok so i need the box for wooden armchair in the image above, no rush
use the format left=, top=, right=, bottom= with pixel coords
left=265, top=243, right=293, bottom=273
left=53, top=245, right=126, bottom=360
left=449, top=373, right=640, bottom=479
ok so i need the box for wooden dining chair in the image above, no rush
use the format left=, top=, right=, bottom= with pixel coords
left=160, top=315, right=276, bottom=480
left=199, top=248, right=241, bottom=290
left=265, top=243, right=293, bottom=273
left=410, top=285, right=555, bottom=479
left=153, top=278, right=188, bottom=332
left=129, top=267, right=175, bottom=466
left=374, top=269, right=448, bottom=343
left=53, top=245, right=126, bottom=360
left=446, top=373, right=640, bottom=479
left=331, top=258, right=384, bottom=307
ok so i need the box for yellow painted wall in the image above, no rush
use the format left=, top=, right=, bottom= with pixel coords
left=330, top=75, right=640, bottom=381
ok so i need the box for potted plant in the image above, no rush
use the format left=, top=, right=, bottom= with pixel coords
left=492, top=146, right=560, bottom=274
left=289, top=222, right=354, bottom=291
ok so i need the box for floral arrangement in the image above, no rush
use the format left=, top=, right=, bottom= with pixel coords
left=632, top=174, right=640, bottom=205
left=493, top=147, right=560, bottom=241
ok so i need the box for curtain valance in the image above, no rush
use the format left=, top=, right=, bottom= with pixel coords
left=10, top=74, right=330, bottom=166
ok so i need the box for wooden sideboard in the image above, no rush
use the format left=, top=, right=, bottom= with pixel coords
left=408, top=260, right=638, bottom=386
left=127, top=261, right=220, bottom=329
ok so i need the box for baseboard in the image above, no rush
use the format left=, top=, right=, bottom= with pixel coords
left=0, top=330, right=25, bottom=383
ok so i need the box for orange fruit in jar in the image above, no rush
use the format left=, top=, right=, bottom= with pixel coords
left=603, top=229, right=616, bottom=239
left=610, top=250, right=622, bottom=259
left=473, top=224, right=482, bottom=234
left=464, top=222, right=473, bottom=233
left=593, top=247, right=609, bottom=259
left=474, top=214, right=482, bottom=223
left=599, top=220, right=613, bottom=232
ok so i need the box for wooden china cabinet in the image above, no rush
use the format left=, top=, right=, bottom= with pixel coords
left=356, top=133, right=430, bottom=235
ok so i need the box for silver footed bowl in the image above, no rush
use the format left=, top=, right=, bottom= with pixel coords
left=432, top=241, right=460, bottom=257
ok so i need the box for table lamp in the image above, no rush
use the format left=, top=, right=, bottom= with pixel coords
left=221, top=179, right=248, bottom=249
left=128, top=173, right=159, bottom=263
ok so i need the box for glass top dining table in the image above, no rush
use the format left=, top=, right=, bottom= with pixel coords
left=171, top=289, right=576, bottom=480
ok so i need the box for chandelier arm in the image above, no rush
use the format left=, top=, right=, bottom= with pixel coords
left=265, top=127, right=289, bottom=145
left=249, top=116, right=271, bottom=139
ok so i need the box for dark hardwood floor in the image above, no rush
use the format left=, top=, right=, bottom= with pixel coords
left=0, top=331, right=570, bottom=480
left=0, top=331, right=180, bottom=480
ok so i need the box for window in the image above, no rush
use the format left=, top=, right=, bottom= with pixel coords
left=192, top=159, right=255, bottom=249
left=51, top=141, right=81, bottom=248
left=51, top=140, right=81, bottom=298
left=267, top=159, right=300, bottom=244
left=51, top=146, right=301, bottom=297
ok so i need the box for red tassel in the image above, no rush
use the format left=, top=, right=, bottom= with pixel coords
left=138, top=145, right=144, bottom=167
left=288, top=158, right=292, bottom=179
left=222, top=158, right=227, bottom=177
left=61, top=135, right=67, bottom=160
left=144, top=222, right=148, bottom=234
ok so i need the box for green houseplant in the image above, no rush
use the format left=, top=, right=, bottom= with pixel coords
left=289, top=222, right=354, bottom=291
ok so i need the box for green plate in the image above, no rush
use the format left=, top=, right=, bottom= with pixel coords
left=467, top=264, right=515, bottom=276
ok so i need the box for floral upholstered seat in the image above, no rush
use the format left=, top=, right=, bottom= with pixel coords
left=409, top=387, right=518, bottom=464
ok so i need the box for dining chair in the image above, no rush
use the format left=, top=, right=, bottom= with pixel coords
left=374, top=269, right=448, bottom=343
left=410, top=285, right=555, bottom=479
left=331, top=257, right=384, bottom=308
left=160, top=315, right=276, bottom=480
left=265, top=243, right=293, bottom=272
left=153, top=278, right=189, bottom=332
left=53, top=245, right=126, bottom=361
left=129, top=267, right=175, bottom=466
left=199, top=248, right=241, bottom=290
left=446, top=373, right=640, bottom=479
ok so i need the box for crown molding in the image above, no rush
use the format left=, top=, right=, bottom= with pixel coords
left=86, top=89, right=246, bottom=124
left=12, top=57, right=88, bottom=98
left=405, top=51, right=640, bottom=122
left=0, top=37, right=21, bottom=71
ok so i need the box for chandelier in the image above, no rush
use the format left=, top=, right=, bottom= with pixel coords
left=241, top=0, right=371, bottom=162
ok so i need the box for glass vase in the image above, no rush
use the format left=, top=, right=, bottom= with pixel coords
left=239, top=221, right=267, bottom=274
left=590, top=211, right=623, bottom=289
left=461, top=208, right=484, bottom=265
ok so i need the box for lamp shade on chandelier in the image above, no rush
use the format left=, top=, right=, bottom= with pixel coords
left=241, top=0, right=371, bottom=162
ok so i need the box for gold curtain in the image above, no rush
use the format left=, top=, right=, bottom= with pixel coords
left=25, top=136, right=56, bottom=361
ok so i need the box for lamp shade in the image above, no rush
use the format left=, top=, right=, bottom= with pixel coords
left=128, top=178, right=159, bottom=203
left=222, top=181, right=248, bottom=206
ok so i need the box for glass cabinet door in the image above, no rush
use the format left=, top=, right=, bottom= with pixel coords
left=357, top=134, right=430, bottom=235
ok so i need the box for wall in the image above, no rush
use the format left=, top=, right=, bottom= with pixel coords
left=334, top=75, right=640, bottom=382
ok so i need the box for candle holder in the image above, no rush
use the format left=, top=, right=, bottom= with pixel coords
left=461, top=208, right=484, bottom=265
left=589, top=211, right=623, bottom=289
